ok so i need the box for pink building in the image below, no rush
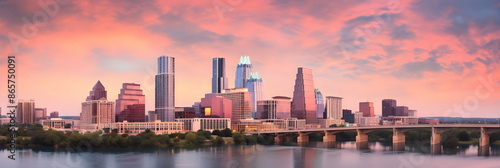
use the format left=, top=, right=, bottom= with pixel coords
left=291, top=67, right=317, bottom=124
left=359, top=102, right=374, bottom=117
left=200, top=94, right=232, bottom=119
left=50, top=111, right=59, bottom=118
left=115, top=83, right=146, bottom=122
left=34, top=108, right=47, bottom=121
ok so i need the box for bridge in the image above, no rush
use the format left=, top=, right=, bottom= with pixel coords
left=245, top=124, right=500, bottom=147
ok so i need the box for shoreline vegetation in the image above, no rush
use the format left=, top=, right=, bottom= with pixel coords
left=1, top=124, right=500, bottom=149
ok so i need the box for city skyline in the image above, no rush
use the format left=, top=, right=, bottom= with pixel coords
left=1, top=1, right=500, bottom=118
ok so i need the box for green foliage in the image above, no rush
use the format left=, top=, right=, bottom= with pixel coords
left=335, top=132, right=356, bottom=141
left=212, top=130, right=221, bottom=135
left=219, top=128, right=233, bottom=137
left=232, top=133, right=246, bottom=144
left=458, top=131, right=471, bottom=141
left=368, top=130, right=392, bottom=141
left=0, top=138, right=7, bottom=147
left=405, top=130, right=431, bottom=141
left=309, top=133, right=324, bottom=141
left=197, top=130, right=212, bottom=139
left=245, top=135, right=258, bottom=144
left=185, top=132, right=198, bottom=146
left=211, top=137, right=225, bottom=145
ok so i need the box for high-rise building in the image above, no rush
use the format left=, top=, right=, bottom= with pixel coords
left=86, top=80, right=107, bottom=101
left=359, top=102, right=374, bottom=117
left=325, top=96, right=342, bottom=119
left=34, top=108, right=47, bottom=121
left=200, top=94, right=232, bottom=118
left=16, top=99, right=35, bottom=124
left=396, top=106, right=409, bottom=116
left=116, top=83, right=146, bottom=122
left=291, top=67, right=317, bottom=124
left=155, top=56, right=175, bottom=122
left=235, top=56, right=253, bottom=88
left=212, top=57, right=228, bottom=93
left=257, top=96, right=292, bottom=119
left=148, top=111, right=157, bottom=122
left=80, top=81, right=115, bottom=130
left=315, top=88, right=324, bottom=119
left=50, top=111, right=59, bottom=118
left=382, top=99, right=397, bottom=117
left=219, top=88, right=251, bottom=125
left=192, top=102, right=201, bottom=118
left=246, top=72, right=263, bottom=118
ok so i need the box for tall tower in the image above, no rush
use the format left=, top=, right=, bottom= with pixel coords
left=155, top=56, right=175, bottom=122
left=325, top=96, right=343, bottom=119
left=235, top=56, right=253, bottom=88
left=212, top=57, right=228, bottom=93
left=86, top=80, right=107, bottom=101
left=291, top=67, right=317, bottom=124
left=246, top=72, right=263, bottom=118
left=382, top=99, right=397, bottom=117
left=315, top=88, right=324, bottom=119
left=80, top=81, right=114, bottom=130
left=116, top=83, right=146, bottom=122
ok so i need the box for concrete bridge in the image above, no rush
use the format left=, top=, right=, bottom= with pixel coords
left=245, top=124, right=500, bottom=147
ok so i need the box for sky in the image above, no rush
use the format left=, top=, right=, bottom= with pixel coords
left=0, top=0, right=499, bottom=118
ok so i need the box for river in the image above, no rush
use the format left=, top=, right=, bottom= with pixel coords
left=1, top=142, right=499, bottom=168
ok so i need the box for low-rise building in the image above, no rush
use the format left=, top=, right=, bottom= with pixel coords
left=175, top=118, right=230, bottom=132
left=318, top=118, right=345, bottom=128
left=418, top=118, right=439, bottom=124
left=382, top=116, right=418, bottom=125
left=359, top=117, right=380, bottom=127
left=41, top=118, right=65, bottom=129
left=115, top=120, right=183, bottom=135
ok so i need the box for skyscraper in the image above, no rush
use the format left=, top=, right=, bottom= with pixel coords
left=235, top=56, right=253, bottom=88
left=212, top=57, right=228, bottom=93
left=246, top=72, right=263, bottom=118
left=257, top=96, right=291, bottom=119
left=291, top=67, right=317, bottom=124
left=155, top=56, right=175, bottom=122
left=116, top=83, right=146, bottom=122
left=16, top=99, right=35, bottom=124
left=359, top=102, right=374, bottom=117
left=219, top=88, right=251, bottom=125
left=382, top=99, right=397, bottom=117
left=315, top=88, right=324, bottom=119
left=80, top=81, right=114, bottom=130
left=325, top=96, right=342, bottom=119
left=200, top=94, right=232, bottom=118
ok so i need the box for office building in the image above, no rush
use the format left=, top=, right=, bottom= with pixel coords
left=219, top=88, right=252, bottom=125
left=155, top=56, right=175, bottom=122
left=382, top=116, right=418, bottom=125
left=175, top=107, right=196, bottom=119
left=315, top=88, right=324, bottom=119
left=246, top=72, right=263, bottom=118
left=359, top=102, right=374, bottom=117
left=200, top=94, right=232, bottom=118
left=408, top=110, right=417, bottom=117
left=41, top=118, right=65, bottom=129
left=80, top=81, right=115, bottom=130
left=354, top=112, right=363, bottom=124
left=176, top=118, right=231, bottom=132
left=16, top=99, right=35, bottom=124
left=382, top=99, right=397, bottom=117
left=235, top=56, right=253, bottom=88
left=212, top=57, right=228, bottom=93
left=359, top=117, right=380, bottom=127
left=396, top=106, right=409, bottom=116
left=148, top=111, right=157, bottom=122
left=342, top=109, right=354, bottom=123
left=257, top=96, right=292, bottom=119
left=34, top=108, right=47, bottom=121
left=115, top=120, right=183, bottom=135
left=318, top=118, right=345, bottom=128
left=50, top=111, right=59, bottom=118
left=192, top=102, right=201, bottom=118
left=325, top=96, right=342, bottom=119
left=116, top=83, right=146, bottom=122
left=291, top=67, right=317, bottom=124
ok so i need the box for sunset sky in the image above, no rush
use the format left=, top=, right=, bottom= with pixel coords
left=0, top=0, right=499, bottom=118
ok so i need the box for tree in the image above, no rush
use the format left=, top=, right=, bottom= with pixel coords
left=212, top=130, right=221, bottom=135
left=185, top=132, right=198, bottom=146
left=220, top=128, right=233, bottom=137
left=212, top=137, right=225, bottom=145
left=458, top=131, right=471, bottom=141
left=232, top=133, right=246, bottom=144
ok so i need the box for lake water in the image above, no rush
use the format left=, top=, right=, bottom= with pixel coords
left=1, top=142, right=499, bottom=168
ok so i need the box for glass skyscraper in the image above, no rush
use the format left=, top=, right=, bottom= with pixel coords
left=291, top=67, right=317, bottom=124
left=155, top=56, right=175, bottom=122
left=235, top=56, right=253, bottom=88
left=212, top=57, right=228, bottom=93
left=245, top=72, right=263, bottom=118
left=315, top=88, right=324, bottom=119
left=116, top=83, right=146, bottom=122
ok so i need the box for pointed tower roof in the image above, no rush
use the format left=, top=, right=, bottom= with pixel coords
left=238, top=56, right=244, bottom=65
left=315, top=88, right=321, bottom=94
left=93, top=80, right=105, bottom=90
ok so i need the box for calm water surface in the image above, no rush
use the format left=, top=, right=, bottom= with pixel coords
left=1, top=142, right=500, bottom=168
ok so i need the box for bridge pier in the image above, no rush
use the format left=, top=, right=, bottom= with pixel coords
left=356, top=129, right=374, bottom=143
left=297, top=132, right=310, bottom=143
left=431, top=127, right=442, bottom=145
left=274, top=133, right=288, bottom=143
left=392, top=128, right=405, bottom=144
left=480, top=127, right=490, bottom=147
left=323, top=131, right=339, bottom=143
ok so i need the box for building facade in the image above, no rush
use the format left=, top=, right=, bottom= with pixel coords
left=50, top=111, right=59, bottom=118
left=325, top=96, right=342, bottom=120
left=148, top=111, right=156, bottom=122
left=318, top=118, right=345, bottom=128
left=257, top=96, right=292, bottom=119
left=395, top=106, right=409, bottom=116
left=382, top=99, right=397, bottom=117
left=315, top=88, right=324, bottom=119
left=41, top=118, right=65, bottom=129
left=212, top=57, right=228, bottom=93
left=115, top=120, right=183, bottom=135
left=408, top=110, right=417, bottom=117
left=291, top=67, right=317, bottom=124
left=200, top=94, right=232, bottom=118
left=246, top=72, right=263, bottom=118
left=359, top=117, right=380, bottom=127
left=219, top=88, right=251, bottom=125
left=176, top=118, right=230, bottom=132
left=116, top=83, right=146, bottom=122
left=175, top=107, right=196, bottom=119
left=80, top=81, right=115, bottom=130
left=155, top=56, right=175, bottom=122
left=16, top=99, right=35, bottom=124
left=235, top=56, right=253, bottom=88
left=359, top=102, right=374, bottom=117
left=34, top=108, right=47, bottom=121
